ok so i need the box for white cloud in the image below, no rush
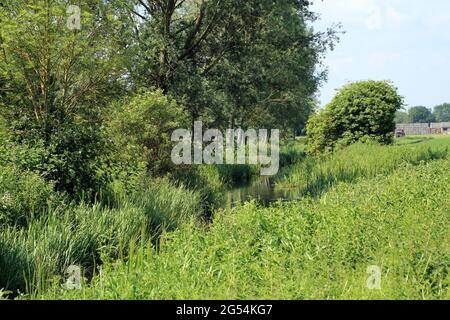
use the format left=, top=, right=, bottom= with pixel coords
left=368, top=52, right=402, bottom=66
left=311, top=0, right=450, bottom=107
left=386, top=7, right=411, bottom=26
left=366, top=6, right=382, bottom=30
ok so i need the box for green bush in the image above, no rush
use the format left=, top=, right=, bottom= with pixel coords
left=43, top=123, right=114, bottom=198
left=0, top=164, right=58, bottom=228
left=306, top=81, right=404, bottom=155
left=0, top=124, right=113, bottom=200
left=108, top=90, right=187, bottom=176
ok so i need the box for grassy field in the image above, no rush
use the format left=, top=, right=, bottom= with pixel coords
left=17, top=135, right=449, bottom=300
left=276, top=135, right=450, bottom=196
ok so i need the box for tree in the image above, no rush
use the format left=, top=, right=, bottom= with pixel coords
left=306, top=81, right=404, bottom=155
left=209, top=0, right=338, bottom=132
left=433, top=103, right=450, bottom=122
left=114, top=0, right=339, bottom=134
left=408, top=106, right=435, bottom=123
left=0, top=0, right=122, bottom=196
left=114, top=0, right=232, bottom=93
left=108, top=90, right=187, bottom=176
left=395, top=111, right=409, bottom=124
left=0, top=0, right=122, bottom=140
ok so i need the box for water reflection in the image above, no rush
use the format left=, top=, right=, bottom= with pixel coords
left=222, top=176, right=302, bottom=208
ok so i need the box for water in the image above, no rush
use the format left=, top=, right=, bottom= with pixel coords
left=222, top=176, right=302, bottom=208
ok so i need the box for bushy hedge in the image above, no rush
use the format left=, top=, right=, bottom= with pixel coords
left=0, top=124, right=112, bottom=200
left=306, top=81, right=404, bottom=155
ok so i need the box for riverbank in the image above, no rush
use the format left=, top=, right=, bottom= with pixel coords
left=13, top=135, right=450, bottom=300
left=31, top=149, right=450, bottom=300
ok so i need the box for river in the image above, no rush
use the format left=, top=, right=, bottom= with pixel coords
left=222, top=176, right=302, bottom=208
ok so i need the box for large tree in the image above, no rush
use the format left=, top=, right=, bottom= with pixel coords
left=209, top=0, right=338, bottom=131
left=408, top=106, right=435, bottom=123
left=433, top=103, right=450, bottom=122
left=115, top=0, right=339, bottom=134
left=0, top=0, right=122, bottom=140
left=0, top=0, right=124, bottom=195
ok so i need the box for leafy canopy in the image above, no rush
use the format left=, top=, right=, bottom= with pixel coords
left=408, top=106, right=435, bottom=123
left=306, top=80, right=404, bottom=155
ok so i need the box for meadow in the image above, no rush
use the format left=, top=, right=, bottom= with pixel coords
left=2, top=135, right=447, bottom=300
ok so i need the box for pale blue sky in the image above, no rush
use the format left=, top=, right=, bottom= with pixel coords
left=311, top=0, right=450, bottom=109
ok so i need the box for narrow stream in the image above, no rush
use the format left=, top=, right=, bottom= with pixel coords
left=222, top=176, right=302, bottom=208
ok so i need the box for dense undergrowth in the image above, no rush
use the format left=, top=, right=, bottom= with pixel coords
left=276, top=136, right=450, bottom=196
left=0, top=177, right=203, bottom=294
left=1, top=136, right=449, bottom=299
left=31, top=157, right=450, bottom=300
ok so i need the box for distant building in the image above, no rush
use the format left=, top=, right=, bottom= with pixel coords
left=396, top=122, right=450, bottom=135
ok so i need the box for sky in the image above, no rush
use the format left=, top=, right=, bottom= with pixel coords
left=311, top=0, right=450, bottom=109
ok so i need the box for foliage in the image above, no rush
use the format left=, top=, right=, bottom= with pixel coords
left=33, top=158, right=450, bottom=300
left=306, top=81, right=404, bottom=155
left=0, top=0, right=122, bottom=198
left=0, top=125, right=113, bottom=198
left=0, top=0, right=121, bottom=140
left=408, top=106, right=435, bottom=123
left=0, top=178, right=202, bottom=294
left=395, top=111, right=409, bottom=124
left=394, top=104, right=450, bottom=124
left=113, top=0, right=339, bottom=134
left=0, top=164, right=58, bottom=228
left=277, top=137, right=449, bottom=194
left=108, top=90, right=187, bottom=176
left=433, top=103, right=450, bottom=122
left=5, top=0, right=447, bottom=302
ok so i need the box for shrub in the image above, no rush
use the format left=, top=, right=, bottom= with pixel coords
left=43, top=122, right=114, bottom=198
left=0, top=164, right=58, bottom=228
left=0, top=124, right=113, bottom=200
left=306, top=80, right=404, bottom=155
left=108, top=90, right=188, bottom=176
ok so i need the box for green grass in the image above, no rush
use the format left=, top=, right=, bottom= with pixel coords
left=395, top=135, right=450, bottom=146
left=2, top=135, right=450, bottom=300
left=32, top=158, right=450, bottom=300
left=0, top=178, right=203, bottom=295
left=276, top=136, right=450, bottom=196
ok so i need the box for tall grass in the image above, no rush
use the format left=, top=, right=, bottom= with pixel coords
left=3, top=136, right=450, bottom=299
left=0, top=178, right=202, bottom=295
left=33, top=158, right=450, bottom=300
left=276, top=138, right=449, bottom=196
left=0, top=164, right=60, bottom=228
